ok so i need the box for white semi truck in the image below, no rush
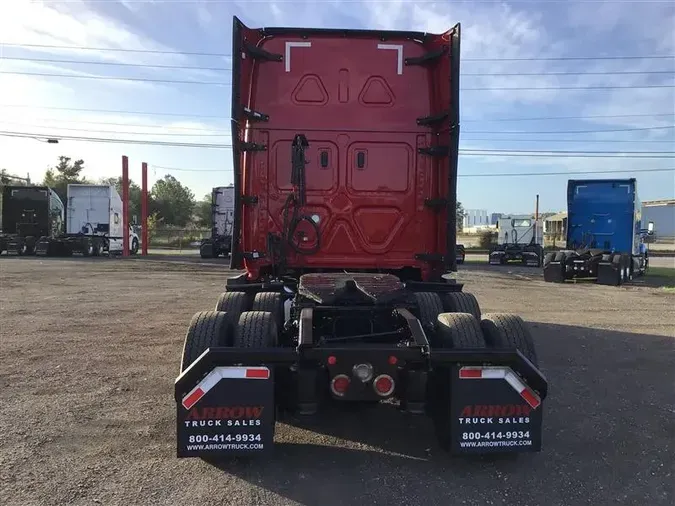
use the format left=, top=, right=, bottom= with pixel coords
left=36, top=184, right=140, bottom=256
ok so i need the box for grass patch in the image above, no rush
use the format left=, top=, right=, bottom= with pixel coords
left=643, top=266, right=675, bottom=290
left=646, top=267, right=675, bottom=280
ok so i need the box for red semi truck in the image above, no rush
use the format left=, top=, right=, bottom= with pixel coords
left=175, top=17, right=548, bottom=457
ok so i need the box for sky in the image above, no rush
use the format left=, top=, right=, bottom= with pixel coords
left=0, top=0, right=673, bottom=214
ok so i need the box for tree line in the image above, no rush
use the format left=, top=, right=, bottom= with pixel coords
left=3, top=156, right=466, bottom=232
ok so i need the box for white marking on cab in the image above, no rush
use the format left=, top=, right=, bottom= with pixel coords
left=377, top=44, right=404, bottom=75
left=285, top=41, right=312, bottom=72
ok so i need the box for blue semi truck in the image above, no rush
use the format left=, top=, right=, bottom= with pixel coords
left=543, top=178, right=654, bottom=286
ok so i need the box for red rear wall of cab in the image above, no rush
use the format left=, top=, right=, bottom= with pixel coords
left=230, top=17, right=460, bottom=281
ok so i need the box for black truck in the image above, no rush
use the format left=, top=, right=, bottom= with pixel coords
left=0, top=185, right=64, bottom=255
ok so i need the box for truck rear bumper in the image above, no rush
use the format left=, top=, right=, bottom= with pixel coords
left=175, top=346, right=548, bottom=458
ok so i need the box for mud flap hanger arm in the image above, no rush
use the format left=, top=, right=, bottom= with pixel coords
left=175, top=347, right=548, bottom=403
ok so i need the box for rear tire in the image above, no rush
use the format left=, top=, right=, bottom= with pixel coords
left=251, top=292, right=284, bottom=332
left=180, top=311, right=230, bottom=372
left=234, top=311, right=278, bottom=348
left=442, top=292, right=481, bottom=320
left=414, top=292, right=444, bottom=332
left=435, top=313, right=486, bottom=348
left=432, top=312, right=486, bottom=451
left=480, top=313, right=538, bottom=367
left=214, top=291, right=251, bottom=339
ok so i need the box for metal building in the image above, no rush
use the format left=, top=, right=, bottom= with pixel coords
left=642, top=200, right=675, bottom=242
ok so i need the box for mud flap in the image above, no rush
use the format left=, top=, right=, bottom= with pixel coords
left=543, top=262, right=564, bottom=283
left=449, top=365, right=543, bottom=454
left=488, top=252, right=504, bottom=265
left=597, top=261, right=620, bottom=286
left=177, top=366, right=275, bottom=457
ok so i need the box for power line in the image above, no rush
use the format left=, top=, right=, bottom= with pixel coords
left=1, top=42, right=230, bottom=58
left=1, top=129, right=674, bottom=158
left=466, top=126, right=674, bottom=134
left=3, top=122, right=674, bottom=138
left=464, top=85, right=675, bottom=90
left=457, top=168, right=675, bottom=178
left=2, top=104, right=674, bottom=126
left=0, top=104, right=225, bottom=119
left=0, top=124, right=229, bottom=137
left=0, top=71, right=229, bottom=86
left=3, top=56, right=674, bottom=77
left=3, top=123, right=674, bottom=144
left=3, top=121, right=673, bottom=143
left=462, top=138, right=675, bottom=144
left=464, top=70, right=675, bottom=76
left=3, top=70, right=674, bottom=90
left=462, top=113, right=675, bottom=122
left=0, top=56, right=230, bottom=72
left=150, top=164, right=675, bottom=178
left=4, top=41, right=674, bottom=61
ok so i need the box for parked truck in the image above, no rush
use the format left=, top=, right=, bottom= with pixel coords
left=41, top=184, right=140, bottom=256
left=0, top=185, right=64, bottom=255
left=543, top=178, right=653, bottom=285
left=489, top=215, right=544, bottom=267
left=199, top=185, right=234, bottom=259
left=175, top=17, right=548, bottom=459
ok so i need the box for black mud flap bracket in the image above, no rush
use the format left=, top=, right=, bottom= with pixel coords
left=176, top=361, right=275, bottom=458
left=176, top=348, right=547, bottom=457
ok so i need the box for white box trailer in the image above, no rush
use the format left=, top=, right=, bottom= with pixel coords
left=35, top=184, right=140, bottom=257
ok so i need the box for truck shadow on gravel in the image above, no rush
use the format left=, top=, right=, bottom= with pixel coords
left=206, top=322, right=674, bottom=505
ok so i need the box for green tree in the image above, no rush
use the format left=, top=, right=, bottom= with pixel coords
left=195, top=193, right=212, bottom=228
left=150, top=174, right=196, bottom=226
left=456, top=201, right=465, bottom=233
left=43, top=156, right=89, bottom=203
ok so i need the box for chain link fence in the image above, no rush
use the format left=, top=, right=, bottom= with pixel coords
left=149, top=228, right=210, bottom=249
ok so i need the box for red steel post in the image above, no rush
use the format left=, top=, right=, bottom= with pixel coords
left=141, top=162, right=148, bottom=255
left=122, top=155, right=130, bottom=257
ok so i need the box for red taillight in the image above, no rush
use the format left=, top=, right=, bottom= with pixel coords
left=373, top=374, right=395, bottom=397
left=330, top=374, right=350, bottom=397
left=327, top=355, right=337, bottom=365
left=388, top=355, right=398, bottom=365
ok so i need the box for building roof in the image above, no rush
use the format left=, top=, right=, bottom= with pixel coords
left=544, top=212, right=568, bottom=222
left=643, top=199, right=675, bottom=207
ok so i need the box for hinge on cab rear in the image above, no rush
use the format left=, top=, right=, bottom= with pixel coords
left=244, top=42, right=282, bottom=62
left=418, top=145, right=449, bottom=157
left=240, top=142, right=267, bottom=152
left=405, top=47, right=448, bottom=66
left=242, top=195, right=258, bottom=205
left=415, top=253, right=445, bottom=263
left=242, top=106, right=269, bottom=122
left=417, top=111, right=449, bottom=127
left=424, top=198, right=448, bottom=212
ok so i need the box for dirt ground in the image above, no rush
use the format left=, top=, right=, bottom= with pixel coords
left=1, top=256, right=673, bottom=506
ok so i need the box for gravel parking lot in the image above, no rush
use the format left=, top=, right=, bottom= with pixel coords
left=1, top=256, right=673, bottom=506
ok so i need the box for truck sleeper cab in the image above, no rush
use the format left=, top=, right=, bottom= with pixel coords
left=175, top=17, right=548, bottom=459
left=544, top=179, right=653, bottom=286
